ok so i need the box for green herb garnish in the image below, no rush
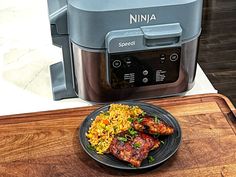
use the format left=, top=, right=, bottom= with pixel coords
left=148, top=156, right=155, bottom=163
left=103, top=112, right=110, bottom=116
left=127, top=117, right=134, bottom=123
left=133, top=143, right=141, bottom=149
left=154, top=115, right=159, bottom=123
left=128, top=127, right=138, bottom=136
left=153, top=133, right=160, bottom=138
left=137, top=117, right=143, bottom=123
left=87, top=144, right=95, bottom=151
left=141, top=111, right=146, bottom=116
left=117, top=137, right=127, bottom=142
left=128, top=163, right=135, bottom=168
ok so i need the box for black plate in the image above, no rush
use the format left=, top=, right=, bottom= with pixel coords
left=79, top=101, right=182, bottom=170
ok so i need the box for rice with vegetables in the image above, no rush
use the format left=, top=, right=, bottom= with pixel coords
left=86, top=104, right=143, bottom=154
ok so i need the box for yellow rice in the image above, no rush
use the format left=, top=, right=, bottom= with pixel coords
left=86, top=104, right=143, bottom=154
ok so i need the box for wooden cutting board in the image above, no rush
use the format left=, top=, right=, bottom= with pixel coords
left=0, top=94, right=235, bottom=177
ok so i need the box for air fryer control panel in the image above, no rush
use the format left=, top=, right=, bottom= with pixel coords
left=108, top=47, right=181, bottom=89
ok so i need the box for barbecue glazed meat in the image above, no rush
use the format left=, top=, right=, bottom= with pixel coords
left=133, top=115, right=174, bottom=135
left=109, top=131, right=160, bottom=167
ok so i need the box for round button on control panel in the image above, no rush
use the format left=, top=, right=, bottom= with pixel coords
left=143, top=70, right=149, bottom=76
left=170, top=53, right=179, bottom=61
left=142, top=77, right=148, bottom=83
left=112, top=60, right=121, bottom=68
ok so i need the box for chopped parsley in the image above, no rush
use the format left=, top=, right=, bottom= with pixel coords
left=148, top=156, right=155, bottom=163
left=137, top=117, right=143, bottom=123
left=117, top=136, right=127, bottom=142
left=141, top=111, right=146, bottom=116
left=127, top=117, right=134, bottom=123
left=87, top=144, right=95, bottom=151
left=153, top=133, right=160, bottom=138
left=128, top=127, right=138, bottom=136
left=133, top=143, right=141, bottom=149
left=154, top=115, right=159, bottom=123
left=128, top=164, right=135, bottom=168
left=103, top=112, right=110, bottom=116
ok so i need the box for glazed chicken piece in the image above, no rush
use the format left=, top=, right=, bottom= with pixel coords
left=133, top=115, right=174, bottom=135
left=109, top=131, right=160, bottom=167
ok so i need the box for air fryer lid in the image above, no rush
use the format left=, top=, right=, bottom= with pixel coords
left=68, top=0, right=203, bottom=50
left=106, top=23, right=182, bottom=53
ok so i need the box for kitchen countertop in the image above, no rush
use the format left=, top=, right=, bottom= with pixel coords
left=0, top=0, right=217, bottom=116
left=0, top=94, right=235, bottom=176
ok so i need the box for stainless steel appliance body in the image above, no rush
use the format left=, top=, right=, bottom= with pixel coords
left=47, top=0, right=203, bottom=102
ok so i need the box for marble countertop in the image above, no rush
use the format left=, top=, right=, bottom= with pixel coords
left=0, top=0, right=217, bottom=116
